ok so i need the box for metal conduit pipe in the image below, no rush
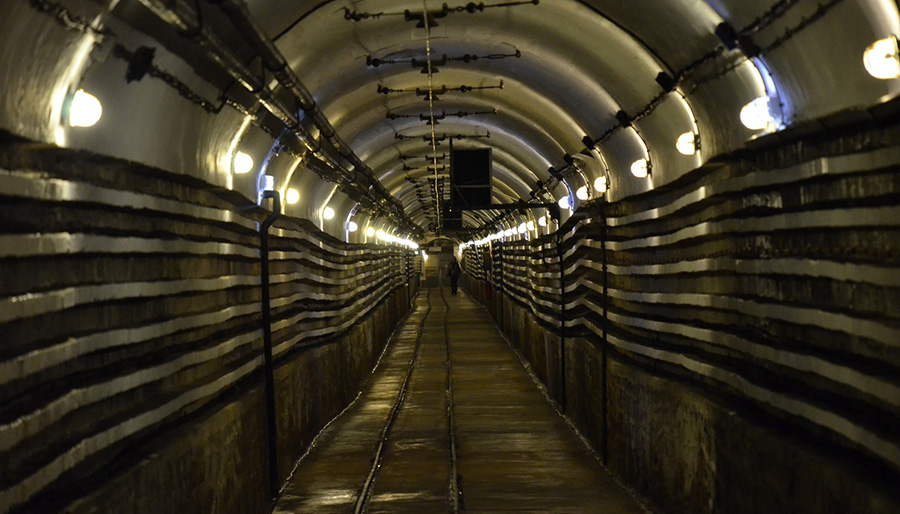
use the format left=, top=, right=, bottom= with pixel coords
left=136, top=0, right=417, bottom=232
left=134, top=0, right=323, bottom=159
left=207, top=0, right=412, bottom=225
left=134, top=0, right=411, bottom=226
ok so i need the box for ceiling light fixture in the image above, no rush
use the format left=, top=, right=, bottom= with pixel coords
left=631, top=158, right=650, bottom=178
left=864, top=36, right=900, bottom=79
left=740, top=97, right=774, bottom=130
left=676, top=132, right=698, bottom=155
left=286, top=188, right=300, bottom=204
left=68, top=89, right=102, bottom=127
left=576, top=185, right=589, bottom=201
left=233, top=151, right=254, bottom=174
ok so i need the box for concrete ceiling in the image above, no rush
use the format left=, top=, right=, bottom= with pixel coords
left=2, top=0, right=899, bottom=240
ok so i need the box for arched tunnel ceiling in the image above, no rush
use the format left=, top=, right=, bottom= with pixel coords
left=248, top=0, right=900, bottom=235
left=2, top=0, right=899, bottom=241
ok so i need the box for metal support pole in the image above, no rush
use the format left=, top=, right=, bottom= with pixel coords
left=557, top=228, right=566, bottom=412
left=600, top=210, right=609, bottom=465
left=260, top=191, right=281, bottom=499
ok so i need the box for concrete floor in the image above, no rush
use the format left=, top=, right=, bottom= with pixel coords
left=273, top=287, right=646, bottom=513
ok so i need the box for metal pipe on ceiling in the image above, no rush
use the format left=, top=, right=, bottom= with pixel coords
left=133, top=0, right=418, bottom=234
left=207, top=0, right=408, bottom=219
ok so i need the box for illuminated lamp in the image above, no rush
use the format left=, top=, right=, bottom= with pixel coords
left=576, top=185, right=589, bottom=201
left=233, top=151, right=254, bottom=174
left=347, top=221, right=358, bottom=232
left=286, top=188, right=300, bottom=204
left=322, top=206, right=335, bottom=220
left=740, top=97, right=773, bottom=130
left=366, top=227, right=376, bottom=237
left=526, top=220, right=535, bottom=231
left=676, top=132, right=697, bottom=155
left=594, top=176, right=608, bottom=194
left=864, top=36, right=900, bottom=79
left=538, top=216, right=547, bottom=227
left=68, top=89, right=102, bottom=127
left=557, top=195, right=571, bottom=209
left=631, top=158, right=649, bottom=178
left=517, top=223, right=527, bottom=234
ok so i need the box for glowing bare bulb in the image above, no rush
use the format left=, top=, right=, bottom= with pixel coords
left=322, top=206, right=335, bottom=220
left=347, top=221, right=358, bottom=232
left=864, top=36, right=900, bottom=79
left=740, top=97, right=773, bottom=130
left=286, top=188, right=300, bottom=204
left=233, top=152, right=254, bottom=174
left=558, top=195, right=571, bottom=210
left=676, top=132, right=697, bottom=155
left=68, top=89, right=102, bottom=127
left=594, top=176, right=608, bottom=194
left=631, top=158, right=649, bottom=178
left=366, top=227, right=375, bottom=237
left=576, top=185, right=589, bottom=201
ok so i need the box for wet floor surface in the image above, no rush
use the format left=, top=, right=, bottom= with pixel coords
left=273, top=287, right=646, bottom=513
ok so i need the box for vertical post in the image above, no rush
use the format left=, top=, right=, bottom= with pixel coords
left=260, top=191, right=280, bottom=499
left=556, top=226, right=566, bottom=412
left=600, top=210, right=609, bottom=465
left=407, top=249, right=413, bottom=308
left=496, top=242, right=504, bottom=327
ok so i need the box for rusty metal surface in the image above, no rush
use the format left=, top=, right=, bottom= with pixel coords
left=274, top=287, right=644, bottom=513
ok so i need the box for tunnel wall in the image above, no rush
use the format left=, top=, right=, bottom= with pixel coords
left=462, top=120, right=900, bottom=514
left=0, top=135, right=416, bottom=514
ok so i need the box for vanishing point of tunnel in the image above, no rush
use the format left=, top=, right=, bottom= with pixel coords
left=1, top=0, right=900, bottom=513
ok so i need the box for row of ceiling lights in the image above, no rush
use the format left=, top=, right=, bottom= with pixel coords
left=60, top=34, right=900, bottom=232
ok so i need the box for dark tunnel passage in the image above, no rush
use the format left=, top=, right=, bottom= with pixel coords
left=2, top=0, right=900, bottom=513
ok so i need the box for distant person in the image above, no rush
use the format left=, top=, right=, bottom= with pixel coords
left=447, top=256, right=461, bottom=295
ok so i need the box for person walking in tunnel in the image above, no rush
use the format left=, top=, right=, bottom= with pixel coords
left=447, top=256, right=461, bottom=295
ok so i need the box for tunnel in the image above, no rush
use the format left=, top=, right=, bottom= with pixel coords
left=2, top=0, right=900, bottom=512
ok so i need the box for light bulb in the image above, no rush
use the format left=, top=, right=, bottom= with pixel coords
left=517, top=223, right=527, bottom=234
left=322, top=206, right=335, bottom=220
left=631, top=158, right=649, bottom=178
left=538, top=216, right=547, bottom=227
left=233, top=151, right=254, bottom=174
left=286, top=188, right=300, bottom=204
left=594, top=176, right=608, bottom=194
left=576, top=185, right=589, bottom=201
left=558, top=196, right=571, bottom=209
left=366, top=227, right=375, bottom=237
left=68, top=89, right=102, bottom=127
left=740, top=97, right=773, bottom=130
left=526, top=220, right=536, bottom=231
left=864, top=36, right=900, bottom=79
left=676, top=132, right=697, bottom=155
left=347, top=221, right=358, bottom=232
